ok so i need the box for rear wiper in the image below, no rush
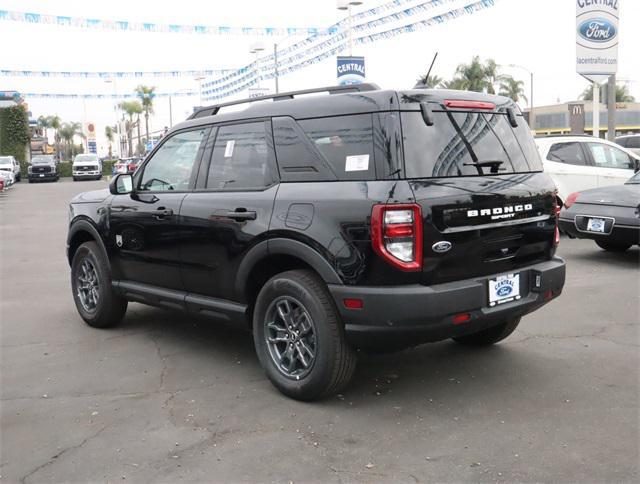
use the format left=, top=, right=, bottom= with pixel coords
left=463, top=160, right=504, bottom=174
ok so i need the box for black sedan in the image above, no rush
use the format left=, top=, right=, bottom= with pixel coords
left=559, top=172, right=640, bottom=252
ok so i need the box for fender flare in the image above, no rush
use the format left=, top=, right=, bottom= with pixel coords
left=234, top=238, right=343, bottom=297
left=67, top=218, right=109, bottom=266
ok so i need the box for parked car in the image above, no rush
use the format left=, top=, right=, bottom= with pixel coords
left=615, top=134, right=640, bottom=156
left=28, top=155, right=59, bottom=183
left=66, top=84, right=566, bottom=400
left=0, top=155, right=21, bottom=182
left=72, top=154, right=102, bottom=181
left=0, top=169, right=15, bottom=188
left=559, top=171, right=640, bottom=252
left=535, top=135, right=639, bottom=205
left=112, top=157, right=142, bottom=175
left=0, top=178, right=4, bottom=191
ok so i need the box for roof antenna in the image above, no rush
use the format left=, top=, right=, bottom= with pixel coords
left=423, top=52, right=439, bottom=87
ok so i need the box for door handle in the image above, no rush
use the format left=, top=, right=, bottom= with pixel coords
left=225, top=209, right=257, bottom=221
left=150, top=207, right=173, bottom=219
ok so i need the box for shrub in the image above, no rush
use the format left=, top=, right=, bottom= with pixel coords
left=0, top=105, right=30, bottom=163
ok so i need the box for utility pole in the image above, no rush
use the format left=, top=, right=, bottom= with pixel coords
left=529, top=70, right=535, bottom=134
left=168, top=95, right=173, bottom=128
left=592, top=81, right=600, bottom=138
left=607, top=74, right=616, bottom=141
left=274, top=43, right=279, bottom=94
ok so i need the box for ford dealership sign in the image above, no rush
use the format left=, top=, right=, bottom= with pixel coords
left=576, top=0, right=619, bottom=78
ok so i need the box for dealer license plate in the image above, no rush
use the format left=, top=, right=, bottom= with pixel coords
left=586, top=218, right=606, bottom=233
left=488, top=273, right=520, bottom=307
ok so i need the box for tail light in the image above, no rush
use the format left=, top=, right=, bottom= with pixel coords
left=553, top=196, right=561, bottom=247
left=564, top=192, right=580, bottom=209
left=444, top=100, right=496, bottom=110
left=371, top=204, right=423, bottom=271
left=127, top=163, right=137, bottom=172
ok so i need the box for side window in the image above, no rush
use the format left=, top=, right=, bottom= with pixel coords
left=547, top=142, right=588, bottom=166
left=627, top=137, right=640, bottom=149
left=588, top=143, right=634, bottom=170
left=298, top=114, right=376, bottom=181
left=138, top=128, right=207, bottom=191
left=206, top=122, right=277, bottom=190
left=616, top=138, right=628, bottom=147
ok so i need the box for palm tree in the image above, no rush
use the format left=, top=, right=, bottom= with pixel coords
left=47, top=115, right=61, bottom=160
left=36, top=115, right=50, bottom=137
left=498, top=75, right=528, bottom=104
left=105, top=125, right=116, bottom=159
left=135, top=85, right=156, bottom=148
left=441, top=78, right=468, bottom=91
left=579, top=82, right=635, bottom=103
left=453, top=56, right=499, bottom=93
left=414, top=74, right=443, bottom=89
left=58, top=122, right=83, bottom=160
left=118, top=100, right=142, bottom=156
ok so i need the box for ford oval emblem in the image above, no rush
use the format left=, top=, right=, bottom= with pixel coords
left=497, top=285, right=513, bottom=297
left=578, top=18, right=617, bottom=43
left=432, top=241, right=452, bottom=253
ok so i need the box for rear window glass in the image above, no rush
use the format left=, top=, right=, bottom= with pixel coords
left=401, top=111, right=543, bottom=178
left=298, top=114, right=375, bottom=180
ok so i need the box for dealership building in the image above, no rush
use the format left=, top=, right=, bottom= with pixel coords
left=525, top=101, right=640, bottom=138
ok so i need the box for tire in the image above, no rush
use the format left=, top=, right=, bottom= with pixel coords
left=453, top=318, right=521, bottom=346
left=71, top=241, right=127, bottom=328
left=73, top=177, right=78, bottom=181
left=596, top=240, right=631, bottom=252
left=253, top=269, right=356, bottom=401
left=15, top=174, right=20, bottom=182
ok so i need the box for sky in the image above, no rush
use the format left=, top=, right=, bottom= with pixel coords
left=1, top=0, right=639, bottom=155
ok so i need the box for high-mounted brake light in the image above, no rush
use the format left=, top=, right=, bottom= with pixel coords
left=564, top=192, right=580, bottom=209
left=371, top=204, right=423, bottom=271
left=444, top=100, right=496, bottom=110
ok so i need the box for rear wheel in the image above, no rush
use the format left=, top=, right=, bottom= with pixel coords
left=253, top=270, right=356, bottom=401
left=71, top=241, right=127, bottom=328
left=453, top=318, right=521, bottom=346
left=596, top=240, right=631, bottom=252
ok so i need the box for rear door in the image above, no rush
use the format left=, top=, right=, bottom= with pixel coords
left=543, top=141, right=596, bottom=198
left=108, top=126, right=209, bottom=290
left=584, top=142, right=636, bottom=188
left=400, top=105, right=557, bottom=286
left=179, top=120, right=279, bottom=302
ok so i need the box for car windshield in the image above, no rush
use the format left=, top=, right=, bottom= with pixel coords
left=625, top=171, right=640, bottom=184
left=32, top=156, right=53, bottom=164
left=74, top=155, right=98, bottom=162
left=401, top=110, right=543, bottom=178
left=0, top=156, right=13, bottom=164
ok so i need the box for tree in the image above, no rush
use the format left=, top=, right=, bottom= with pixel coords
left=118, top=100, right=142, bottom=156
left=441, top=78, right=468, bottom=90
left=37, top=115, right=50, bottom=137
left=58, top=122, right=83, bottom=160
left=47, top=115, right=61, bottom=160
left=414, top=74, right=443, bottom=89
left=105, top=125, right=116, bottom=159
left=135, top=85, right=156, bottom=150
left=579, top=82, right=635, bottom=103
left=498, top=75, right=528, bottom=104
left=451, top=56, right=500, bottom=93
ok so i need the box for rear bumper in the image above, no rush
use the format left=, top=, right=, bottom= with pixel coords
left=328, top=257, right=565, bottom=347
left=559, top=217, right=639, bottom=246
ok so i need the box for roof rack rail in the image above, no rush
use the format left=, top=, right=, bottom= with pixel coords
left=188, top=83, right=380, bottom=120
left=533, top=133, right=595, bottom=139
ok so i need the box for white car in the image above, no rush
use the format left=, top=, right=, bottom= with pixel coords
left=0, top=168, right=15, bottom=187
left=535, top=135, right=639, bottom=204
left=0, top=155, right=21, bottom=182
left=72, top=154, right=102, bottom=181
left=615, top=134, right=640, bottom=156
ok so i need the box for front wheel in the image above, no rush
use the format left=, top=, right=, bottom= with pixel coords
left=453, top=318, right=521, bottom=346
left=71, top=241, right=127, bottom=328
left=253, top=270, right=356, bottom=401
left=596, top=240, right=631, bottom=252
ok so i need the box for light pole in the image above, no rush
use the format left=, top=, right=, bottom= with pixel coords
left=508, top=64, right=535, bottom=133
left=337, top=1, right=363, bottom=57
left=104, top=77, right=121, bottom=158
left=250, top=41, right=266, bottom=91
left=194, top=71, right=206, bottom=107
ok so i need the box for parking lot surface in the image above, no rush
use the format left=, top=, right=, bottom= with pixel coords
left=1, top=180, right=638, bottom=483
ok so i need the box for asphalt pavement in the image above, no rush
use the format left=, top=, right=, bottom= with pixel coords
left=1, top=179, right=638, bottom=483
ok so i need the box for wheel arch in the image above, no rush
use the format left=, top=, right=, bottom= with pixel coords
left=67, top=219, right=109, bottom=267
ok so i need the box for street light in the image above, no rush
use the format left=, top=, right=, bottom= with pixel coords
left=194, top=71, right=206, bottom=106
left=508, top=64, right=535, bottom=133
left=337, top=1, right=363, bottom=57
left=104, top=77, right=122, bottom=158
left=250, top=41, right=266, bottom=90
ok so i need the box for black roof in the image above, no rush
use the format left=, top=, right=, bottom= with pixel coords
left=172, top=84, right=517, bottom=133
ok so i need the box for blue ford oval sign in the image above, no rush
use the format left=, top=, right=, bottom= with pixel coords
left=496, top=285, right=513, bottom=297
left=578, top=18, right=617, bottom=43
left=432, top=241, right=452, bottom=253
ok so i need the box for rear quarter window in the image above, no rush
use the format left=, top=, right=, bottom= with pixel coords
left=298, top=114, right=376, bottom=181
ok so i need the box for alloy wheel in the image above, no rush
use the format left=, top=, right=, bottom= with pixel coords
left=77, top=258, right=100, bottom=312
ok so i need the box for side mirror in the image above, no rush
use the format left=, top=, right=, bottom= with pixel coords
left=109, top=173, right=133, bottom=195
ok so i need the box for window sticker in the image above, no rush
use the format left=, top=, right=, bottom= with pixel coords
left=224, top=140, right=235, bottom=158
left=345, top=154, right=369, bottom=172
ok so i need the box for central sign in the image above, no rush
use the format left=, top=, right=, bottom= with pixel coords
left=337, top=56, right=365, bottom=85
left=576, top=0, right=619, bottom=80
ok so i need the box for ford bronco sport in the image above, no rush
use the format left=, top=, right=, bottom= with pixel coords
left=67, top=84, right=565, bottom=401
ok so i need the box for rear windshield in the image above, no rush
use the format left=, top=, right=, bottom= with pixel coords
left=401, top=111, right=543, bottom=178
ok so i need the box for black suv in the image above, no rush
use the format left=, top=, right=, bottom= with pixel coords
left=67, top=84, right=565, bottom=400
